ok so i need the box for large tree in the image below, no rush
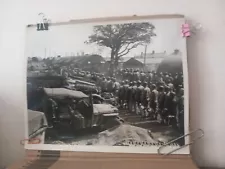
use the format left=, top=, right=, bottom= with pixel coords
left=85, top=22, right=156, bottom=73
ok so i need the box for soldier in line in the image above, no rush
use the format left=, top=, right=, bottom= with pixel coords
left=112, top=78, right=120, bottom=95
left=147, top=71, right=153, bottom=83
left=132, top=81, right=137, bottom=114
left=157, top=86, right=166, bottom=123
left=140, top=71, right=146, bottom=83
left=149, top=84, right=158, bottom=119
left=101, top=77, right=108, bottom=93
left=127, top=82, right=134, bottom=113
left=66, top=68, right=184, bottom=127
left=134, top=70, right=140, bottom=82
left=163, top=85, right=176, bottom=124
left=123, top=80, right=129, bottom=109
left=142, top=81, right=151, bottom=117
left=118, top=81, right=124, bottom=108
left=135, top=81, right=144, bottom=115
left=106, top=77, right=114, bottom=93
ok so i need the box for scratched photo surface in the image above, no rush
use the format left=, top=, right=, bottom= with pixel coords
left=25, top=17, right=188, bottom=151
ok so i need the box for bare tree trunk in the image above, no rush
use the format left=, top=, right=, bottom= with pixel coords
left=110, top=50, right=115, bottom=76
left=109, top=49, right=120, bottom=76
left=115, top=54, right=119, bottom=67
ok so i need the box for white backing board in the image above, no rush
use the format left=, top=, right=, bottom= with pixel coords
left=0, top=0, right=225, bottom=168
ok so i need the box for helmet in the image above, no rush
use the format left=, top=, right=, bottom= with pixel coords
left=159, top=86, right=164, bottom=91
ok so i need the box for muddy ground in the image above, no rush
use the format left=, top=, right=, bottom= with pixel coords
left=45, top=110, right=183, bottom=146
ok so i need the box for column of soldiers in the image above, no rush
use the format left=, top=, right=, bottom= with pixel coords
left=60, top=67, right=184, bottom=127
left=116, top=68, right=184, bottom=126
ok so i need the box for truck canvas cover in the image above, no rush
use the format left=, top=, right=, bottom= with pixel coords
left=43, top=88, right=88, bottom=99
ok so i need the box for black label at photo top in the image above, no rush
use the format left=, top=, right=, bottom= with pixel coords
left=37, top=23, right=49, bottom=31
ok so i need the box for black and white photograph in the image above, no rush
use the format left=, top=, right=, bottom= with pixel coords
left=26, top=16, right=188, bottom=153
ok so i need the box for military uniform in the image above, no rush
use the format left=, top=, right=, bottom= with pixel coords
left=123, top=81, right=129, bottom=108
left=118, top=82, right=124, bottom=107
left=158, top=89, right=166, bottom=111
left=152, top=73, right=157, bottom=84
left=135, top=81, right=144, bottom=115
left=132, top=82, right=137, bottom=114
left=127, top=82, right=134, bottom=113
left=142, top=83, right=151, bottom=108
left=123, top=71, right=128, bottom=80
left=101, top=78, right=107, bottom=93
left=135, top=71, right=140, bottom=82
left=140, top=72, right=146, bottom=83
left=157, top=86, right=166, bottom=122
left=113, top=80, right=120, bottom=94
left=150, top=85, right=158, bottom=117
left=107, top=79, right=113, bottom=93
left=163, top=91, right=176, bottom=123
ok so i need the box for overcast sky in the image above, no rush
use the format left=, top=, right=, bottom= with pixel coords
left=25, top=18, right=185, bottom=58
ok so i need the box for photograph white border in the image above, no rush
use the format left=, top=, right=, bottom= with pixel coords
left=24, top=15, right=190, bottom=155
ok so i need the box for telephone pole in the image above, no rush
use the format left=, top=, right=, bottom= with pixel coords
left=144, top=45, right=147, bottom=68
left=44, top=48, right=47, bottom=58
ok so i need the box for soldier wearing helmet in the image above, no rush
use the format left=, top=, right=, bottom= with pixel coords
left=163, top=84, right=176, bottom=124
left=142, top=81, right=150, bottom=107
left=149, top=84, right=158, bottom=119
left=134, top=69, right=140, bottom=82
left=140, top=71, right=146, bottom=83
left=101, top=77, right=107, bottom=93
left=135, top=80, right=144, bottom=115
left=106, top=77, right=112, bottom=92
left=118, top=81, right=125, bottom=107
left=127, top=82, right=134, bottom=113
left=132, top=81, right=137, bottom=114
left=113, top=78, right=120, bottom=95
left=123, top=80, right=129, bottom=109
left=157, top=86, right=166, bottom=123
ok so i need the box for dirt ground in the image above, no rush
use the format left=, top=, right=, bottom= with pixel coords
left=45, top=111, right=183, bottom=146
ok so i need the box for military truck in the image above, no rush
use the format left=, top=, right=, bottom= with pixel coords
left=42, top=88, right=123, bottom=133
left=66, top=78, right=99, bottom=94
left=27, top=73, right=67, bottom=110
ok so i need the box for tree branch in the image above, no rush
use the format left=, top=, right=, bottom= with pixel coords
left=86, top=22, right=156, bottom=63
left=117, top=42, right=133, bottom=55
left=118, top=42, right=143, bottom=57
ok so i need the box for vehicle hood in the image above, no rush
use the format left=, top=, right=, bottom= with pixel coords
left=93, top=104, right=118, bottom=115
left=28, top=110, right=48, bottom=136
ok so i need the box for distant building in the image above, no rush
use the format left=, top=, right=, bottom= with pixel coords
left=52, top=54, right=106, bottom=73
left=119, top=51, right=166, bottom=71
left=134, top=51, right=166, bottom=71
left=73, top=54, right=105, bottom=72
left=123, top=58, right=144, bottom=70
